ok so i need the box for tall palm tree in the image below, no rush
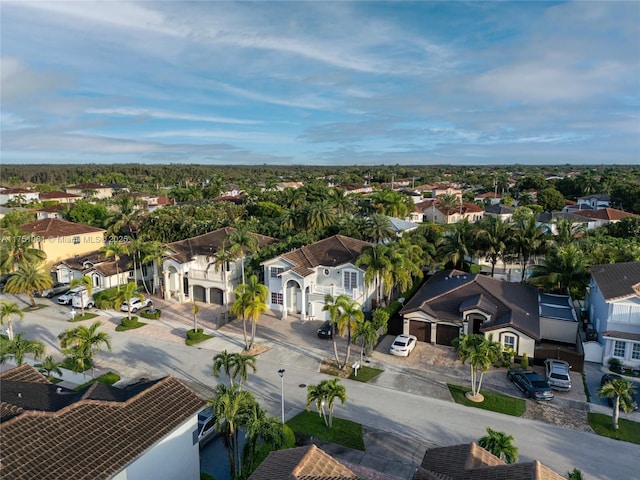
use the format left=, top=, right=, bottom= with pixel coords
left=335, top=295, right=364, bottom=370
left=509, top=212, right=549, bottom=282
left=230, top=352, right=257, bottom=389
left=598, top=377, right=637, bottom=430
left=232, top=275, right=268, bottom=352
left=355, top=244, right=392, bottom=306
left=0, top=301, right=24, bottom=340
left=354, top=319, right=379, bottom=363
left=70, top=275, right=93, bottom=316
left=0, top=333, right=45, bottom=366
left=436, top=193, right=462, bottom=217
left=305, top=378, right=347, bottom=428
left=242, top=403, right=286, bottom=473
left=553, top=218, right=586, bottom=248
left=478, top=427, right=519, bottom=463
left=100, top=241, right=129, bottom=290
left=305, top=200, right=336, bottom=231
left=477, top=216, right=510, bottom=277
left=208, top=383, right=256, bottom=478
left=213, top=350, right=237, bottom=386
left=439, top=219, right=474, bottom=271
left=327, top=188, right=352, bottom=215
left=528, top=244, right=589, bottom=297
left=0, top=225, right=47, bottom=274
left=363, top=214, right=395, bottom=243
left=140, top=240, right=165, bottom=295
left=452, top=334, right=501, bottom=400
left=4, top=262, right=53, bottom=307
left=58, top=321, right=112, bottom=379
left=322, top=294, right=343, bottom=368
left=211, top=241, right=235, bottom=318
left=114, top=282, right=143, bottom=321
left=228, top=228, right=258, bottom=285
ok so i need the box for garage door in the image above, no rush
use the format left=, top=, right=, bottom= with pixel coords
left=436, top=324, right=460, bottom=346
left=409, top=321, right=431, bottom=343
left=192, top=285, right=206, bottom=302
left=209, top=288, right=223, bottom=305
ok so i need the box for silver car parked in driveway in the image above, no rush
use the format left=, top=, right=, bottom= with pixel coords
left=544, top=359, right=572, bottom=391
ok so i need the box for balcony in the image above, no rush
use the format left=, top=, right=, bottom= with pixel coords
left=310, top=284, right=362, bottom=300
left=186, top=269, right=225, bottom=282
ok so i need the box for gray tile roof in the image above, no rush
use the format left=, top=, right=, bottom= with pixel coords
left=589, top=262, right=640, bottom=301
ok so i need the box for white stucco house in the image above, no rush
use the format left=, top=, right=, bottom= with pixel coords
left=162, top=227, right=277, bottom=305
left=585, top=262, right=640, bottom=368
left=261, top=235, right=376, bottom=320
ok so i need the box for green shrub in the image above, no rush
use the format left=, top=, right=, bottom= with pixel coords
left=283, top=424, right=296, bottom=448
left=121, top=316, right=139, bottom=328
left=520, top=353, right=529, bottom=369
left=140, top=309, right=161, bottom=320
left=186, top=328, right=204, bottom=340
left=609, top=357, right=622, bottom=369
left=185, top=328, right=213, bottom=346
left=200, top=473, right=216, bottom=480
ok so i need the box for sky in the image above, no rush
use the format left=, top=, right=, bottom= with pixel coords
left=1, top=1, right=639, bottom=166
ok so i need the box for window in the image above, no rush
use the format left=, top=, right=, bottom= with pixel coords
left=632, top=343, right=640, bottom=361
left=613, top=340, right=626, bottom=358
left=503, top=335, right=515, bottom=350
left=343, top=271, right=357, bottom=291
left=271, top=292, right=283, bottom=305
left=270, top=267, right=284, bottom=278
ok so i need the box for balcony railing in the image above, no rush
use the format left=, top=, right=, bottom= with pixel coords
left=310, top=284, right=362, bottom=300
left=187, top=269, right=225, bottom=281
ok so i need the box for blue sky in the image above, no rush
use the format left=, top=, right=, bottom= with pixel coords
left=1, top=1, right=638, bottom=166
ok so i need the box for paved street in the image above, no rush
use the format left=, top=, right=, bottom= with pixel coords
left=2, top=293, right=639, bottom=480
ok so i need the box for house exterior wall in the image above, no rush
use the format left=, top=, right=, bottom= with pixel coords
left=540, top=317, right=579, bottom=344
left=36, top=233, right=106, bottom=271
left=487, top=326, right=535, bottom=358
left=111, top=416, right=200, bottom=480
left=66, top=187, right=113, bottom=199
left=0, top=191, right=40, bottom=204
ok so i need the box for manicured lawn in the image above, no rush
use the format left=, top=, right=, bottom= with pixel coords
left=349, top=365, right=383, bottom=383
left=286, top=410, right=365, bottom=451
left=69, top=312, right=99, bottom=322
left=115, top=318, right=147, bottom=331
left=448, top=384, right=526, bottom=417
left=186, top=329, right=214, bottom=346
left=73, top=372, right=121, bottom=391
left=588, top=412, right=640, bottom=444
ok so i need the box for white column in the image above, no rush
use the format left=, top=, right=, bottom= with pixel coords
left=163, top=270, right=170, bottom=300
left=430, top=323, right=437, bottom=344
left=281, top=282, right=287, bottom=319
left=300, top=284, right=307, bottom=321
left=178, top=273, right=184, bottom=302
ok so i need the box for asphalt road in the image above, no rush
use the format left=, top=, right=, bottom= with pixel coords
left=3, top=294, right=639, bottom=480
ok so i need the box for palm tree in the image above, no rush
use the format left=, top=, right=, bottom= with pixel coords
left=452, top=334, right=501, bottom=401
left=509, top=211, right=549, bottom=282
left=0, top=225, right=47, bottom=274
left=208, top=383, right=256, bottom=478
left=213, top=350, right=237, bottom=386
left=34, top=355, right=63, bottom=379
left=439, top=219, right=474, bottom=271
left=322, top=294, right=343, bottom=368
left=335, top=295, right=364, bottom=370
left=0, top=301, right=24, bottom=340
left=477, top=216, right=510, bottom=277
left=100, top=241, right=129, bottom=290
left=0, top=333, right=45, bottom=366
left=305, top=200, right=336, bottom=230
left=436, top=193, right=462, bottom=217
left=233, top=275, right=268, bottom=352
left=230, top=352, right=257, bottom=389
left=553, top=218, right=586, bottom=248
left=114, top=282, right=143, bottom=321
left=242, top=403, right=286, bottom=473
left=355, top=244, right=392, bottom=306
left=327, top=188, right=352, bottom=215
left=363, top=214, right=395, bottom=243
left=305, top=378, right=347, bottom=428
left=4, top=262, right=54, bottom=307
left=228, top=227, right=258, bottom=285
left=598, top=377, right=637, bottom=430
left=212, top=241, right=235, bottom=320
left=58, top=321, right=112, bottom=379
left=354, top=319, right=379, bottom=363
left=70, top=275, right=93, bottom=316
left=528, top=244, right=589, bottom=297
left=478, top=427, right=518, bottom=463
left=140, top=240, right=165, bottom=295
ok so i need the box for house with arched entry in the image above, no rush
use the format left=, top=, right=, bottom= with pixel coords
left=399, top=270, right=579, bottom=361
left=162, top=228, right=277, bottom=305
left=261, top=235, right=375, bottom=321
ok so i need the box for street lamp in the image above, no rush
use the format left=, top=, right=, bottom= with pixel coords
left=278, top=368, right=285, bottom=424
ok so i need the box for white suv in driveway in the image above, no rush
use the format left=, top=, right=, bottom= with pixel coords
left=544, top=359, right=572, bottom=391
left=120, top=297, right=153, bottom=313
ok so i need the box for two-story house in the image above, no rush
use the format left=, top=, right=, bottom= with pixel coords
left=262, top=235, right=375, bottom=321
left=586, top=262, right=640, bottom=369
left=52, top=249, right=141, bottom=289
left=66, top=182, right=114, bottom=200
left=0, top=188, right=40, bottom=205
left=162, top=227, right=277, bottom=305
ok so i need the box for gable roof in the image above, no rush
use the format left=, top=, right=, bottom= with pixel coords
left=387, top=216, right=419, bottom=233
left=590, top=262, right=640, bottom=301
left=249, top=444, right=359, bottom=480
left=0, top=365, right=205, bottom=480
left=484, top=204, right=514, bottom=215
left=57, top=249, right=133, bottom=277
left=415, top=442, right=564, bottom=480
left=166, top=227, right=277, bottom=264
left=572, top=208, right=637, bottom=221
left=67, top=182, right=110, bottom=190
left=20, top=218, right=105, bottom=238
left=39, top=191, right=82, bottom=200
left=279, top=235, right=373, bottom=278
left=401, top=270, right=540, bottom=339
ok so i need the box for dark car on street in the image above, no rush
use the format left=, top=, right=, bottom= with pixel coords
left=317, top=320, right=333, bottom=339
left=507, top=368, right=554, bottom=401
left=600, top=373, right=639, bottom=411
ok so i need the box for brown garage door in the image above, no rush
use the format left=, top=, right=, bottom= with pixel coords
left=436, top=324, right=460, bottom=346
left=409, top=321, right=431, bottom=343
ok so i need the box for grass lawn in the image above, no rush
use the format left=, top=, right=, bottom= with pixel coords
left=73, top=372, right=121, bottom=391
left=448, top=384, right=526, bottom=417
left=349, top=365, right=383, bottom=383
left=115, top=319, right=147, bottom=331
left=286, top=410, right=365, bottom=451
left=186, top=329, right=214, bottom=346
left=69, top=312, right=99, bottom=322
left=588, top=412, right=640, bottom=444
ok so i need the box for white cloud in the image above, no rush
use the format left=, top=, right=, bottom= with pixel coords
left=86, top=107, right=261, bottom=125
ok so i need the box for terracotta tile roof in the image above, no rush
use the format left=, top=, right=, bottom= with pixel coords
left=281, top=235, right=373, bottom=278
left=0, top=369, right=205, bottom=480
left=590, top=262, right=640, bottom=301
left=573, top=208, right=637, bottom=221
left=416, top=443, right=565, bottom=480
left=249, top=444, right=359, bottom=480
left=166, top=227, right=277, bottom=264
left=20, top=218, right=105, bottom=238
left=462, top=202, right=483, bottom=214
left=0, top=363, right=50, bottom=384
left=39, top=191, right=82, bottom=200
left=400, top=270, right=541, bottom=339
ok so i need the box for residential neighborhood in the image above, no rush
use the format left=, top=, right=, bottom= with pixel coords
left=1, top=164, right=639, bottom=479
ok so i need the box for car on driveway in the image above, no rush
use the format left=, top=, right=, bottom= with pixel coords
left=42, top=283, right=70, bottom=298
left=120, top=297, right=153, bottom=313
left=57, top=287, right=85, bottom=305
left=600, top=373, right=639, bottom=411
left=390, top=334, right=417, bottom=357
left=317, top=320, right=333, bottom=339
left=544, top=359, right=572, bottom=391
left=507, top=368, right=554, bottom=401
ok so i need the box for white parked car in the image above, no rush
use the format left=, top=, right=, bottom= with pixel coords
left=390, top=334, right=417, bottom=357
left=57, top=287, right=85, bottom=305
left=544, top=359, right=572, bottom=391
left=120, top=297, right=153, bottom=313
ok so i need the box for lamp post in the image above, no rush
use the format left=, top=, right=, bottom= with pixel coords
left=278, top=368, right=285, bottom=424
